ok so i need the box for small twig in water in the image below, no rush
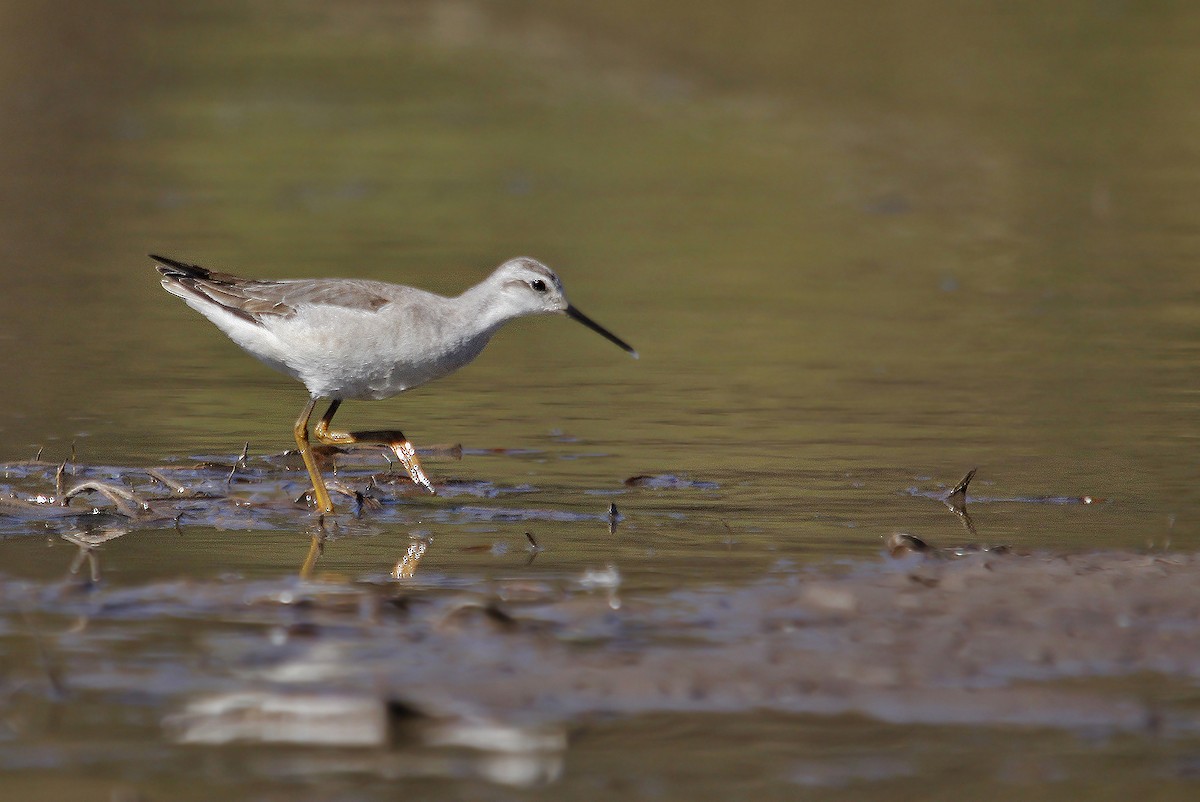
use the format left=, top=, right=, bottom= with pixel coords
left=226, top=442, right=250, bottom=484
left=524, top=531, right=544, bottom=565
left=144, top=468, right=194, bottom=496
left=55, top=462, right=67, bottom=506
left=64, top=482, right=153, bottom=519
left=947, top=467, right=977, bottom=501
left=942, top=468, right=979, bottom=537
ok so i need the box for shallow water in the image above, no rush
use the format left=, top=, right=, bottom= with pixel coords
left=2, top=1, right=1200, bottom=798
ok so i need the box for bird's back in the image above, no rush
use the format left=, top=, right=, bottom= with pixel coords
left=155, top=255, right=499, bottom=400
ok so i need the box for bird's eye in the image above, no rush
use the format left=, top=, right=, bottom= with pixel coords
left=530, top=279, right=547, bottom=293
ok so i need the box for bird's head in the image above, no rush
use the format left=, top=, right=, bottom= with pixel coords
left=491, top=257, right=638, bottom=358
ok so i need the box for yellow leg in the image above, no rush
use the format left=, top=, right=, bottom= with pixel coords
left=313, top=400, right=435, bottom=494
left=294, top=396, right=335, bottom=513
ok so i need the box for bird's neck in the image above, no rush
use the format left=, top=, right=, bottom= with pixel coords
left=456, top=275, right=523, bottom=337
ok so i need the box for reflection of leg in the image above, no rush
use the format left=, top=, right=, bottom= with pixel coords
left=300, top=532, right=324, bottom=579
left=294, top=397, right=335, bottom=513
left=313, top=400, right=435, bottom=494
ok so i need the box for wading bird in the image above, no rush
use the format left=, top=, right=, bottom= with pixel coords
left=154, top=254, right=636, bottom=513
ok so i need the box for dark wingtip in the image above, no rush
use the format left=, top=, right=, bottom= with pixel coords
left=151, top=254, right=210, bottom=280
left=150, top=253, right=182, bottom=275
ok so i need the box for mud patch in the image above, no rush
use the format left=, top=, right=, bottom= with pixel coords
left=6, top=548, right=1199, bottom=742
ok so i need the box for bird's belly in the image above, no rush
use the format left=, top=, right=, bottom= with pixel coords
left=262, top=311, right=492, bottom=400
left=325, top=358, right=450, bottom=400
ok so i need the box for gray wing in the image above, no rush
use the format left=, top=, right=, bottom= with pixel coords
left=153, top=254, right=396, bottom=325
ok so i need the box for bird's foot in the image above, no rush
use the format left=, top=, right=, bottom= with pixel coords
left=391, top=440, right=435, bottom=494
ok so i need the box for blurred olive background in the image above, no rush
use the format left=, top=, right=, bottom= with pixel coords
left=0, top=0, right=1197, bottom=551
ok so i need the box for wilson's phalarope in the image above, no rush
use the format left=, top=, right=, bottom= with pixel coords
left=153, top=254, right=637, bottom=513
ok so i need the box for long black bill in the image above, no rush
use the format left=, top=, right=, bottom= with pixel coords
left=566, top=305, right=638, bottom=359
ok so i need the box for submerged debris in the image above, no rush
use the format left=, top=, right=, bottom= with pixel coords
left=0, top=443, right=507, bottom=535
left=885, top=531, right=1013, bottom=560
left=64, top=481, right=160, bottom=521
left=886, top=532, right=934, bottom=557
left=624, top=474, right=719, bottom=490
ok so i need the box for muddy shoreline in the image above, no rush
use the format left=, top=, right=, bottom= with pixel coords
left=7, top=547, right=1198, bottom=747
left=4, top=453, right=1195, bottom=757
